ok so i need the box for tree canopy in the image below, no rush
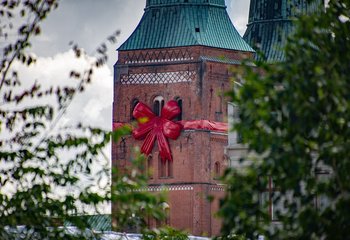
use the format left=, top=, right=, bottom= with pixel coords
left=219, top=0, right=350, bottom=239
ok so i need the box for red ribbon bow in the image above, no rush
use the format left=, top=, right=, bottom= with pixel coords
left=132, top=100, right=183, bottom=162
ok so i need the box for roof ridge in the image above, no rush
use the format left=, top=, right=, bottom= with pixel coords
left=146, top=0, right=226, bottom=7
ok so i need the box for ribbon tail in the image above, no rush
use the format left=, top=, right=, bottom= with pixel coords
left=157, top=131, right=172, bottom=163
left=178, top=120, right=228, bottom=132
left=133, top=120, right=155, bottom=139
left=141, top=131, right=156, bottom=156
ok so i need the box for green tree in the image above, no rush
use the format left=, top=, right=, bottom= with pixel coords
left=0, top=0, right=117, bottom=239
left=219, top=0, right=350, bottom=239
left=0, top=1, right=185, bottom=239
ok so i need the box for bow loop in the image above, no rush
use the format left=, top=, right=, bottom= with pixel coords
left=132, top=101, right=182, bottom=162
left=162, top=119, right=182, bottom=140
left=133, top=102, right=155, bottom=123
left=161, top=100, right=181, bottom=120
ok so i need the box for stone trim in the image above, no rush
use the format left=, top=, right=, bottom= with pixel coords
left=136, top=185, right=194, bottom=192
left=123, top=49, right=194, bottom=65
left=210, top=186, right=226, bottom=192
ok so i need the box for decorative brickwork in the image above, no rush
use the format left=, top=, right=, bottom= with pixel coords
left=120, top=70, right=196, bottom=85
left=136, top=185, right=194, bottom=192
left=124, top=49, right=194, bottom=64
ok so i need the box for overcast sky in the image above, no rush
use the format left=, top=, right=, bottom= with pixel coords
left=31, top=0, right=250, bottom=66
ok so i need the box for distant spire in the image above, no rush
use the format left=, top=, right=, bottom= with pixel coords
left=244, top=0, right=322, bottom=62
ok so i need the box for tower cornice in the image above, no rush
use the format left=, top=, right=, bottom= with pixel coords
left=146, top=0, right=225, bottom=8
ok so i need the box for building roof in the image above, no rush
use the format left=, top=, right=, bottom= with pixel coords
left=243, top=0, right=322, bottom=62
left=200, top=56, right=242, bottom=65
left=118, top=0, right=254, bottom=52
left=64, top=214, right=111, bottom=232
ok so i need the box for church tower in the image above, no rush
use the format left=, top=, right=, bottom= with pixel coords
left=112, top=0, right=254, bottom=236
left=244, top=0, right=322, bottom=62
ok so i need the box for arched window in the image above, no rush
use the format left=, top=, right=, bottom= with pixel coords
left=118, top=137, right=126, bottom=159
left=158, top=154, right=173, bottom=178
left=168, top=160, right=173, bottom=178
left=174, top=97, right=183, bottom=121
left=159, top=155, right=166, bottom=178
left=153, top=96, right=164, bottom=116
left=161, top=202, right=170, bottom=225
left=214, top=162, right=220, bottom=178
left=130, top=98, right=139, bottom=120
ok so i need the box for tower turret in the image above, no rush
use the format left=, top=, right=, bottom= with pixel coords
left=244, top=0, right=322, bottom=62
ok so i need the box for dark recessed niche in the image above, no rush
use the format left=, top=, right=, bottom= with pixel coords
left=195, top=27, right=200, bottom=32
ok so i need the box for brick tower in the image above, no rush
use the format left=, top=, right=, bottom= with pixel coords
left=112, top=0, right=254, bottom=236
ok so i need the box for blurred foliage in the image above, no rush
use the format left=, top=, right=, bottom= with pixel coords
left=0, top=0, right=185, bottom=239
left=219, top=0, right=350, bottom=239
left=142, top=226, right=188, bottom=240
left=111, top=143, right=167, bottom=232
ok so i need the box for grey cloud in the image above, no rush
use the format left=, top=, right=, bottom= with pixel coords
left=31, top=0, right=249, bottom=69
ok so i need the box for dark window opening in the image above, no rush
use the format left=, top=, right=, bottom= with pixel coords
left=195, top=27, right=200, bottom=33
left=160, top=158, right=166, bottom=178
left=233, top=106, right=243, bottom=143
left=162, top=202, right=170, bottom=225
left=153, top=101, right=160, bottom=116
left=159, top=154, right=173, bottom=178
left=153, top=96, right=164, bottom=117
left=168, top=160, right=173, bottom=177
left=174, top=97, right=183, bottom=121
left=214, top=162, right=220, bottom=179
left=117, top=138, right=126, bottom=159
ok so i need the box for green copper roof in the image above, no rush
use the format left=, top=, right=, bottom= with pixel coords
left=64, top=214, right=111, bottom=231
left=244, top=0, right=322, bottom=62
left=200, top=56, right=241, bottom=65
left=119, top=0, right=254, bottom=52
